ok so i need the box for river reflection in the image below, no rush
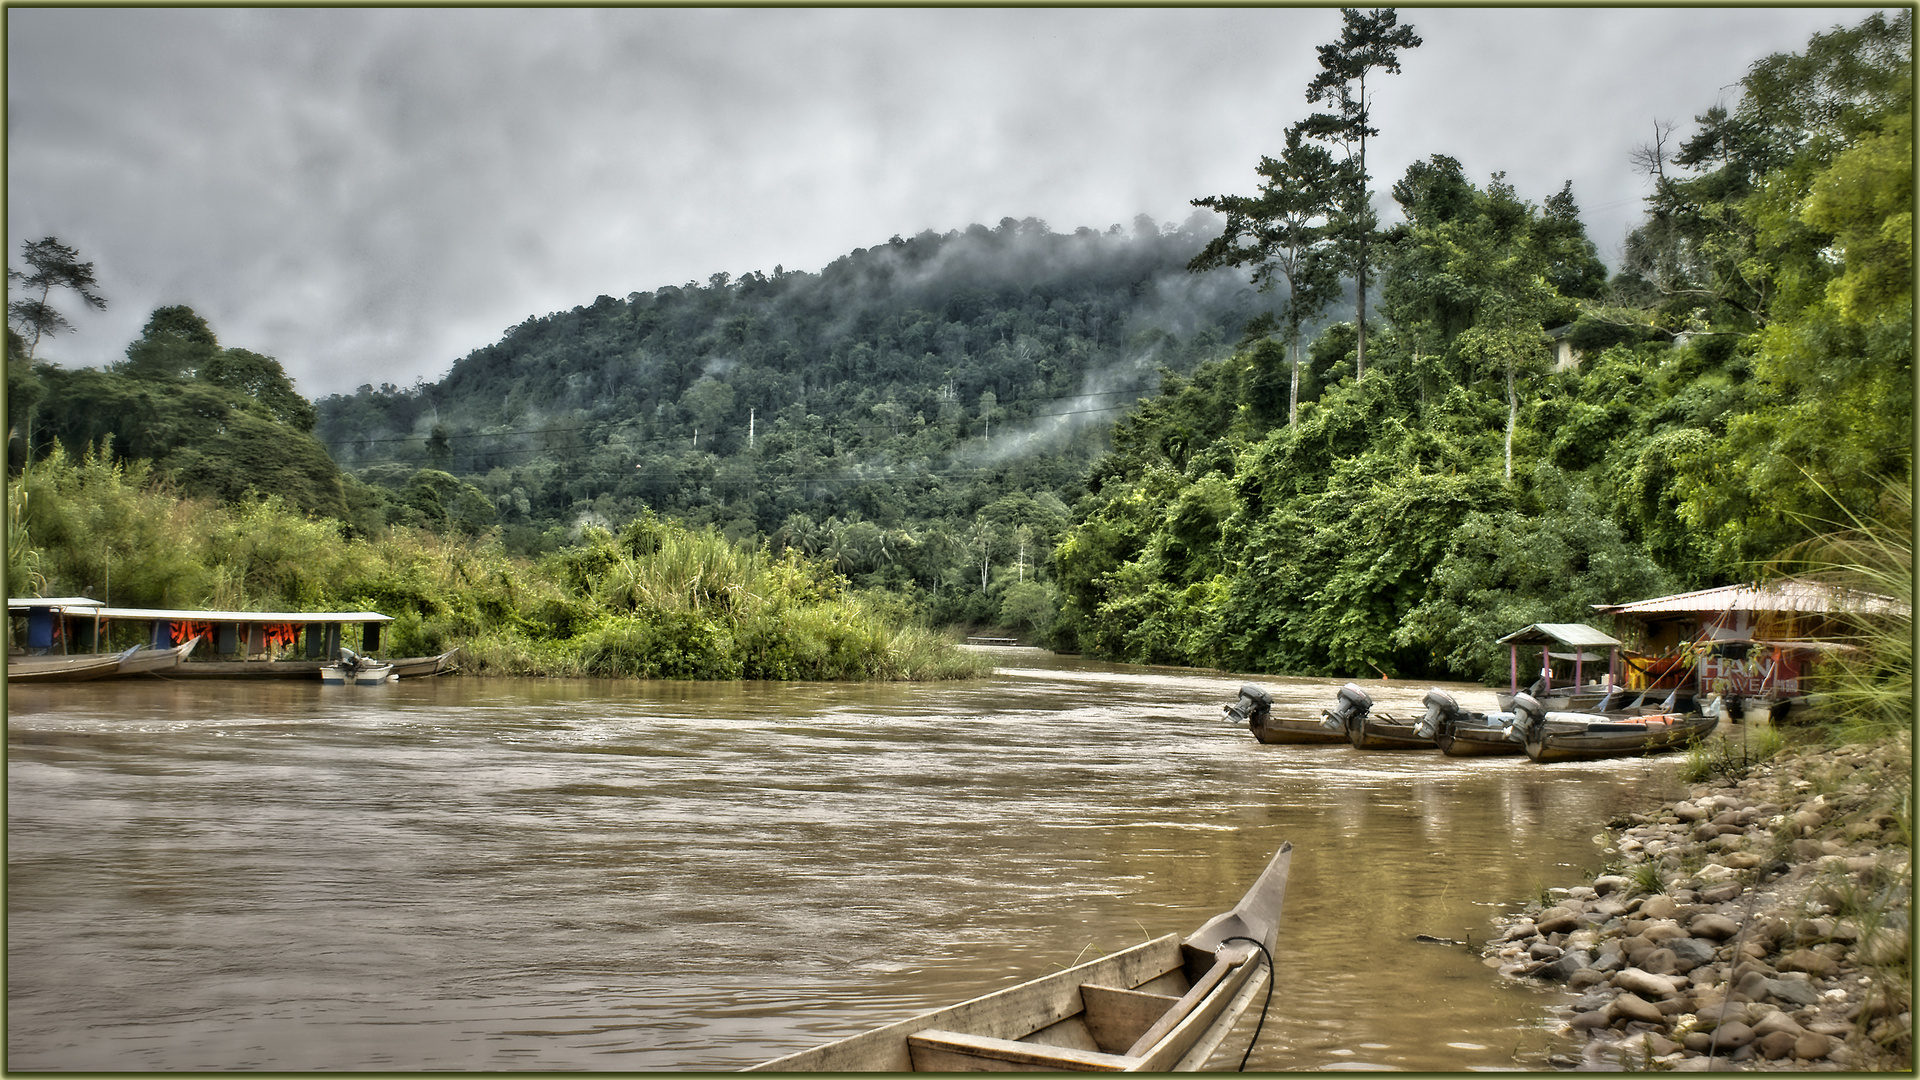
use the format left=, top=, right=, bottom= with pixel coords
left=6, top=649, right=1682, bottom=1070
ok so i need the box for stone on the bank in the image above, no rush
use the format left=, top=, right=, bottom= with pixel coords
left=1639, top=895, right=1679, bottom=921
left=1794, top=1032, right=1833, bottom=1060
left=1687, top=912, right=1739, bottom=940
left=1757, top=1030, right=1799, bottom=1060
left=1708, top=1020, right=1755, bottom=1050
left=1535, top=905, right=1580, bottom=934
left=1750, top=1011, right=1805, bottom=1038
left=1640, top=948, right=1679, bottom=976
left=1764, top=978, right=1820, bottom=1008
left=1567, top=967, right=1610, bottom=991
left=1609, top=992, right=1666, bottom=1025
left=1669, top=937, right=1717, bottom=967
left=1592, top=874, right=1632, bottom=896
left=1776, top=948, right=1841, bottom=978
left=1528, top=939, right=1563, bottom=960
left=1613, top=967, right=1679, bottom=998
left=1540, top=950, right=1591, bottom=982
left=1696, top=881, right=1742, bottom=904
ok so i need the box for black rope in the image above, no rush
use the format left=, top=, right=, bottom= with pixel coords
left=1221, top=935, right=1275, bottom=1071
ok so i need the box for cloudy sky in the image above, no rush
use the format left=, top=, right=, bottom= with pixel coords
left=6, top=5, right=1877, bottom=398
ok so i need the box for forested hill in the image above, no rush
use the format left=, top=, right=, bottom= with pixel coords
left=313, top=214, right=1293, bottom=575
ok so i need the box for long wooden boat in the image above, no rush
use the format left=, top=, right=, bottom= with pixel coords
left=114, top=636, right=201, bottom=677
left=1415, top=688, right=1523, bottom=757
left=748, top=842, right=1294, bottom=1072
left=1318, top=683, right=1435, bottom=751
left=388, top=648, right=461, bottom=679
left=1225, top=684, right=1347, bottom=745
left=1510, top=691, right=1718, bottom=763
left=7, top=649, right=131, bottom=683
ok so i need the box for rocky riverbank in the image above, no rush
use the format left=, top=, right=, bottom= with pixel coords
left=1483, top=735, right=1912, bottom=1071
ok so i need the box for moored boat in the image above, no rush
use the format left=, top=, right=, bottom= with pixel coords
left=321, top=649, right=395, bottom=685
left=747, top=841, right=1294, bottom=1072
left=1225, top=684, right=1347, bottom=745
left=388, top=648, right=461, bottom=679
left=114, top=635, right=202, bottom=677
left=1510, top=691, right=1717, bottom=763
left=1414, top=688, right=1524, bottom=757
left=1319, top=683, right=1435, bottom=750
left=7, top=649, right=132, bottom=683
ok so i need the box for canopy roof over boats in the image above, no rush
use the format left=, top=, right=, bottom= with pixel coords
left=8, top=599, right=392, bottom=624
left=1495, top=622, right=1620, bottom=660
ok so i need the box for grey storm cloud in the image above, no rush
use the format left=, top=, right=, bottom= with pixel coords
left=6, top=5, right=1877, bottom=397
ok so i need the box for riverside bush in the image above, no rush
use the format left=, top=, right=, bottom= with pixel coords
left=7, top=449, right=991, bottom=681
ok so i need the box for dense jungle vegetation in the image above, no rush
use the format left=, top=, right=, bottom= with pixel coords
left=6, top=11, right=1910, bottom=685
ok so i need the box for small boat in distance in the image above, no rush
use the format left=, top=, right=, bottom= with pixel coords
left=387, top=648, right=461, bottom=679
left=1225, top=684, right=1347, bottom=745
left=321, top=648, right=394, bottom=685
left=748, top=842, right=1294, bottom=1072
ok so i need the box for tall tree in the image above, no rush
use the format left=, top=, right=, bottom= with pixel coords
left=1291, top=7, right=1421, bottom=380
left=1190, top=128, right=1344, bottom=425
left=7, top=237, right=107, bottom=360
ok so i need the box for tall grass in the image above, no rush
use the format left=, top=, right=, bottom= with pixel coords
left=1773, top=474, right=1913, bottom=743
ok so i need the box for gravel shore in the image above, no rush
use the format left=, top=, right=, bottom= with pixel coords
left=1483, top=735, right=1912, bottom=1070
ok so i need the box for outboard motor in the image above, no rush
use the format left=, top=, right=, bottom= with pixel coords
left=1224, top=683, right=1274, bottom=728
left=1416, top=687, right=1465, bottom=740
left=1507, top=691, right=1547, bottom=743
left=1320, top=682, right=1373, bottom=732
left=338, top=646, right=363, bottom=671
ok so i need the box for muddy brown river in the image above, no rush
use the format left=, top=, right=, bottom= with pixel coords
left=6, top=648, right=1685, bottom=1070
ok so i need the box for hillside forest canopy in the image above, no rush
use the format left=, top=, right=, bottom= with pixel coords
left=6, top=10, right=1911, bottom=684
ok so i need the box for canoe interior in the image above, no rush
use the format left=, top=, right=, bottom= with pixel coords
left=750, top=936, right=1253, bottom=1072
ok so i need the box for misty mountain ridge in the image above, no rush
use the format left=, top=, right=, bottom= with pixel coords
left=314, top=210, right=1335, bottom=546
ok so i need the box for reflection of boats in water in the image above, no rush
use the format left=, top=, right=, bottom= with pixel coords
left=1319, top=683, right=1434, bottom=750
left=748, top=842, right=1294, bottom=1073
left=1224, top=684, right=1347, bottom=745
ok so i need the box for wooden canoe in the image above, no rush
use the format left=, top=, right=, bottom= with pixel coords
left=748, top=841, right=1294, bottom=1072
left=1225, top=684, right=1347, bottom=745
left=116, top=635, right=201, bottom=676
left=1345, top=713, right=1435, bottom=751
left=388, top=648, right=461, bottom=678
left=1250, top=714, right=1348, bottom=745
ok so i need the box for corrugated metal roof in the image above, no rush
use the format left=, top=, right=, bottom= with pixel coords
left=1593, top=579, right=1909, bottom=617
left=57, top=606, right=392, bottom=624
left=1495, top=622, right=1622, bottom=648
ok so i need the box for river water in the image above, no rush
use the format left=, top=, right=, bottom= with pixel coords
left=6, top=648, right=1685, bottom=1071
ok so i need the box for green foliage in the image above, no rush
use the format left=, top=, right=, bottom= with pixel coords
left=6, top=454, right=990, bottom=681
left=6, top=237, right=107, bottom=360
left=312, top=218, right=1255, bottom=625
left=12, top=306, right=349, bottom=520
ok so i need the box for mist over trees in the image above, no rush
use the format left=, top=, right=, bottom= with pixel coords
left=311, top=213, right=1284, bottom=628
